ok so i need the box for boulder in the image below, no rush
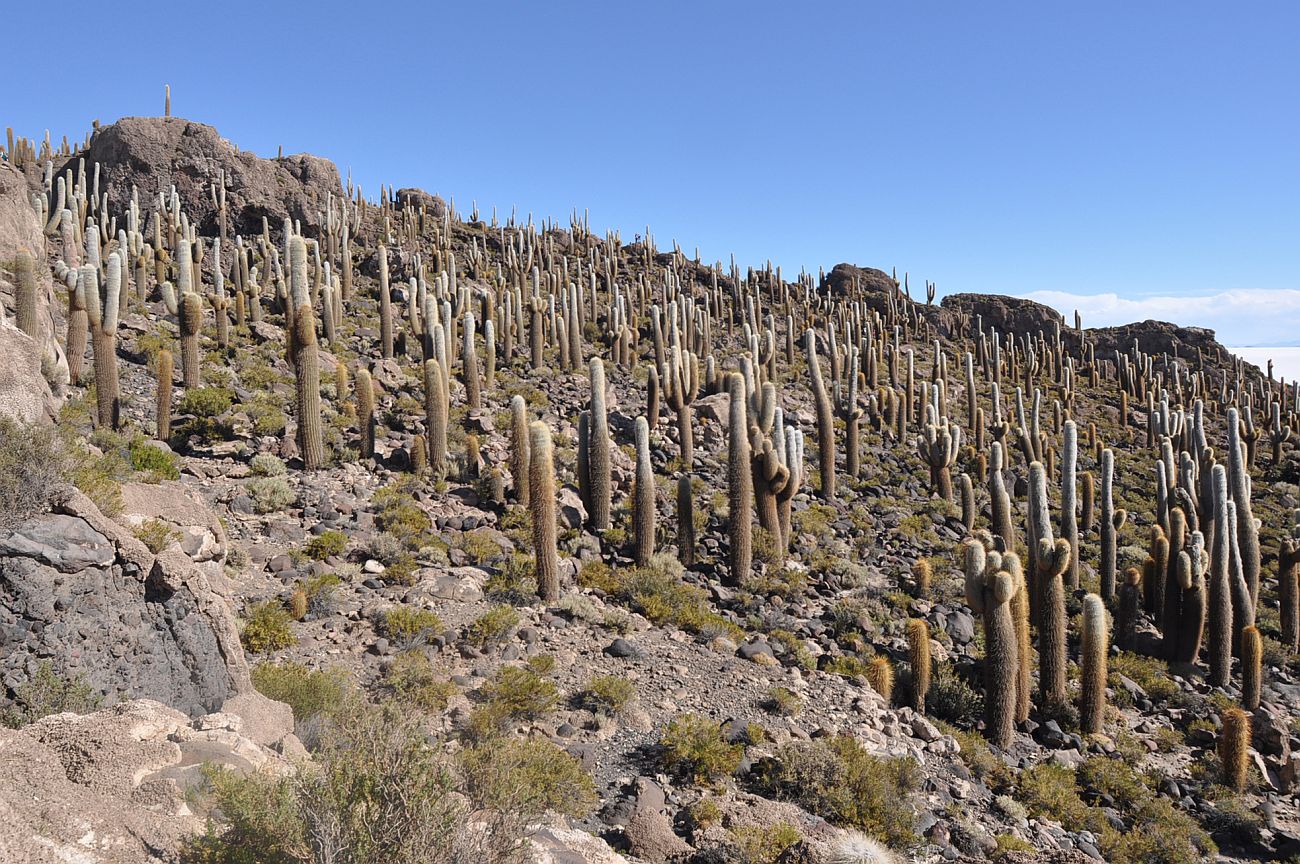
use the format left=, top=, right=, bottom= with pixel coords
left=0, top=490, right=251, bottom=717
left=393, top=187, right=448, bottom=216
left=528, top=825, right=630, bottom=864
left=67, top=116, right=343, bottom=239
left=120, top=480, right=228, bottom=565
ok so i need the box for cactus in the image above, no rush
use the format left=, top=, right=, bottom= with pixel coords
left=841, top=348, right=864, bottom=478
left=462, top=312, right=481, bottom=411
left=1079, top=593, right=1108, bottom=734
left=1037, top=535, right=1071, bottom=714
left=678, top=474, right=695, bottom=567
left=1207, top=464, right=1233, bottom=687
left=424, top=359, right=448, bottom=480
left=356, top=367, right=375, bottom=459
left=14, top=249, right=38, bottom=340
left=633, top=416, right=655, bottom=566
left=378, top=244, right=393, bottom=359
left=179, top=290, right=203, bottom=388
left=585, top=358, right=612, bottom=530
left=1161, top=507, right=1187, bottom=641
left=1282, top=524, right=1299, bottom=653
left=529, top=420, right=559, bottom=601
left=865, top=656, right=894, bottom=702
left=805, top=329, right=836, bottom=500
left=1226, top=407, right=1261, bottom=613
left=156, top=349, right=173, bottom=441
left=1269, top=401, right=1292, bottom=465
left=66, top=270, right=89, bottom=385
left=727, top=372, right=753, bottom=587
left=1099, top=449, right=1125, bottom=601
left=647, top=364, right=661, bottom=427
left=1217, top=708, right=1250, bottom=792
left=1116, top=567, right=1142, bottom=651
left=958, top=473, right=975, bottom=532
left=287, top=238, right=324, bottom=469
left=411, top=433, right=428, bottom=475
left=664, top=346, right=700, bottom=465
left=510, top=395, right=530, bottom=507
left=907, top=618, right=930, bottom=713
left=1080, top=470, right=1095, bottom=535
left=988, top=442, right=1016, bottom=556
left=1170, top=536, right=1209, bottom=664
left=483, top=318, right=496, bottom=387
left=964, top=538, right=1020, bottom=746
left=1241, top=624, right=1262, bottom=712
left=88, top=256, right=122, bottom=430
left=912, top=559, right=931, bottom=598
left=1146, top=524, right=1169, bottom=617
left=1061, top=420, right=1080, bottom=589
left=917, top=419, right=962, bottom=501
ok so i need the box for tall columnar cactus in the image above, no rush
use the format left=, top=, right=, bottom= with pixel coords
left=1080, top=470, right=1095, bottom=535
left=1079, top=593, right=1108, bottom=734
left=462, top=312, right=481, bottom=411
left=356, top=367, right=375, bottom=459
left=14, top=249, right=39, bottom=340
left=179, top=289, right=203, bottom=389
left=1146, top=524, right=1170, bottom=617
left=1226, top=407, right=1261, bottom=611
left=1282, top=518, right=1300, bottom=653
left=425, top=359, right=448, bottom=480
left=1061, top=420, right=1080, bottom=589
left=633, top=416, right=655, bottom=566
left=959, top=473, right=975, bottom=532
left=156, top=349, right=173, bottom=441
left=1038, top=535, right=1071, bottom=714
left=805, top=329, right=836, bottom=500
left=664, top=346, right=700, bottom=465
left=841, top=348, right=864, bottom=478
left=678, top=474, right=695, bottom=567
left=510, top=395, right=530, bottom=508
left=87, top=256, right=122, bottom=430
left=917, top=419, right=962, bottom=502
left=484, top=318, right=496, bottom=387
left=964, top=538, right=1020, bottom=746
left=1269, top=401, right=1293, bottom=465
left=727, top=372, right=753, bottom=587
left=66, top=269, right=89, bottom=384
left=528, top=420, right=559, bottom=601
left=1170, top=535, right=1209, bottom=664
left=989, top=442, right=1016, bottom=555
left=1116, top=567, right=1142, bottom=651
left=1099, top=449, right=1125, bottom=601
left=1207, top=464, right=1233, bottom=687
left=587, top=358, right=612, bottom=530
left=1161, top=506, right=1188, bottom=641
left=378, top=244, right=393, bottom=359
left=907, top=618, right=931, bottom=714
left=1218, top=708, right=1250, bottom=792
left=1240, top=624, right=1262, bottom=712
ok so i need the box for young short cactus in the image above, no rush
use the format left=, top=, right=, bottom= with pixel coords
left=727, top=373, right=753, bottom=586
left=912, top=559, right=932, bottom=598
left=1217, top=708, right=1251, bottom=792
left=528, top=420, right=559, bottom=601
left=633, top=416, right=655, bottom=566
left=907, top=618, right=931, bottom=714
left=510, top=394, right=530, bottom=507
left=1079, top=593, right=1108, bottom=734
left=1240, top=624, right=1262, bottom=712
left=865, top=656, right=894, bottom=702
left=355, top=367, right=375, bottom=460
left=155, top=348, right=173, bottom=441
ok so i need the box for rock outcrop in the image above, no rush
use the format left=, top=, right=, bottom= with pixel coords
left=67, top=116, right=343, bottom=238
left=0, top=489, right=252, bottom=717
left=942, top=292, right=1066, bottom=339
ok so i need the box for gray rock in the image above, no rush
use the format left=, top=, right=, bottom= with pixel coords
left=0, top=514, right=115, bottom=572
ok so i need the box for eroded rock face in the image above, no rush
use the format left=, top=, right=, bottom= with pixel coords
left=0, top=490, right=251, bottom=716
left=942, top=292, right=1066, bottom=339
left=67, top=116, right=343, bottom=239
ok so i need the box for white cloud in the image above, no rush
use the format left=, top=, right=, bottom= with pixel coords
left=1016, top=288, right=1300, bottom=349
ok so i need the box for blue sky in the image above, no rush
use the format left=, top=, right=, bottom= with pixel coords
left=6, top=1, right=1298, bottom=345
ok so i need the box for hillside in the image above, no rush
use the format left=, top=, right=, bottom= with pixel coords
left=1, top=115, right=1298, bottom=864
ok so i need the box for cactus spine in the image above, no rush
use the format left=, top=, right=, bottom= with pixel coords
left=805, top=329, right=836, bottom=500
left=1217, top=708, right=1250, bottom=792
left=1080, top=593, right=1108, bottom=734
left=727, top=372, right=753, bottom=586
left=907, top=618, right=930, bottom=714
left=356, top=367, right=375, bottom=459
left=633, top=416, right=655, bottom=566
left=529, top=421, right=559, bottom=601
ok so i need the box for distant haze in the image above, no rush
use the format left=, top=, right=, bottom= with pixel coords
left=1231, top=348, right=1300, bottom=383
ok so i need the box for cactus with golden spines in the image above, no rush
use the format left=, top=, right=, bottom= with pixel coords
left=356, top=367, right=375, bottom=460
left=1241, top=624, right=1262, bottom=712
left=633, top=416, right=655, bottom=566
left=865, top=656, right=894, bottom=702
left=424, top=359, right=448, bottom=480
left=528, top=420, right=559, bottom=602
left=14, top=249, right=39, bottom=340
left=958, top=472, right=975, bottom=532
left=726, top=372, right=753, bottom=587
left=1079, top=593, right=1108, bottom=734
left=912, top=559, right=931, bottom=598
left=411, top=433, right=428, bottom=475
left=805, top=329, right=836, bottom=500
left=1218, top=708, right=1251, bottom=792
left=907, top=618, right=931, bottom=714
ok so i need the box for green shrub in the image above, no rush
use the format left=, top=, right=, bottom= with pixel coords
left=467, top=605, right=520, bottom=648
left=733, top=822, right=802, bottom=864
left=250, top=453, right=287, bottom=477
left=579, top=675, right=635, bottom=716
left=454, top=529, right=503, bottom=565
left=0, top=417, right=67, bottom=530
left=659, top=714, right=744, bottom=784
left=372, top=480, right=432, bottom=550
left=484, top=553, right=535, bottom=604
left=382, top=652, right=457, bottom=712
left=128, top=439, right=180, bottom=482
left=301, top=572, right=341, bottom=616
left=766, top=686, right=802, bottom=717
left=241, top=601, right=295, bottom=654
left=250, top=662, right=350, bottom=725
left=1, top=661, right=101, bottom=728
left=247, top=476, right=295, bottom=513
left=379, top=606, right=443, bottom=651
left=481, top=666, right=558, bottom=720
left=751, top=736, right=921, bottom=848
left=925, top=663, right=983, bottom=727
left=304, top=530, right=348, bottom=560
left=459, top=737, right=597, bottom=819
left=178, top=387, right=234, bottom=418
left=133, top=518, right=180, bottom=553
left=1109, top=652, right=1182, bottom=706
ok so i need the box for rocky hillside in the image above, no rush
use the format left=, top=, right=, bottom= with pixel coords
left=1, top=115, right=1298, bottom=864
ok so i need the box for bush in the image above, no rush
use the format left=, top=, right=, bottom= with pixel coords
left=926, top=663, right=983, bottom=726
left=732, top=822, right=802, bottom=864
left=579, top=675, right=635, bottom=716
left=484, top=553, right=535, bottom=604
left=304, top=530, right=348, bottom=560
left=128, top=439, right=180, bottom=482
left=133, top=518, right=180, bottom=553
left=751, top=736, right=921, bottom=849
left=382, top=652, right=458, bottom=712
left=0, top=417, right=67, bottom=531
left=766, top=686, right=802, bottom=717
left=1, top=661, right=101, bottom=728
left=467, top=605, right=520, bottom=648
left=250, top=452, right=287, bottom=477
left=480, top=666, right=558, bottom=720
left=250, top=662, right=350, bottom=725
left=178, top=386, right=234, bottom=418
left=372, top=481, right=432, bottom=550
left=247, top=476, right=295, bottom=513
left=241, top=601, right=295, bottom=654
left=301, top=572, right=341, bottom=616
left=379, top=606, right=444, bottom=651
left=459, top=737, right=597, bottom=820
left=454, top=529, right=503, bottom=565
left=660, top=714, right=744, bottom=784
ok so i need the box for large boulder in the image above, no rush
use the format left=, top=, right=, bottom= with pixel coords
left=68, top=116, right=343, bottom=239
left=941, top=292, right=1066, bottom=339
left=393, top=186, right=448, bottom=216
left=0, top=490, right=252, bottom=717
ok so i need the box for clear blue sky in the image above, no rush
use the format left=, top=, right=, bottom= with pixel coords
left=6, top=1, right=1298, bottom=344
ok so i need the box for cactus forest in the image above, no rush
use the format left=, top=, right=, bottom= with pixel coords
left=1, top=100, right=1299, bottom=864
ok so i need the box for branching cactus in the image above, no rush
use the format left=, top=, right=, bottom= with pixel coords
left=727, top=373, right=753, bottom=587
left=1080, top=593, right=1108, bottom=734
left=1269, top=401, right=1293, bottom=465
left=805, top=329, right=836, bottom=500
left=633, top=416, right=655, bottom=566
left=356, top=367, right=375, bottom=460
left=1226, top=407, right=1261, bottom=611
left=1037, top=536, right=1071, bottom=714
left=510, top=395, right=531, bottom=508
left=664, top=346, right=700, bottom=465
left=964, top=537, right=1020, bottom=746
left=587, top=358, right=612, bottom=530
left=917, top=418, right=962, bottom=502
left=907, top=618, right=931, bottom=714
left=529, top=420, right=559, bottom=601
left=179, top=290, right=203, bottom=388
